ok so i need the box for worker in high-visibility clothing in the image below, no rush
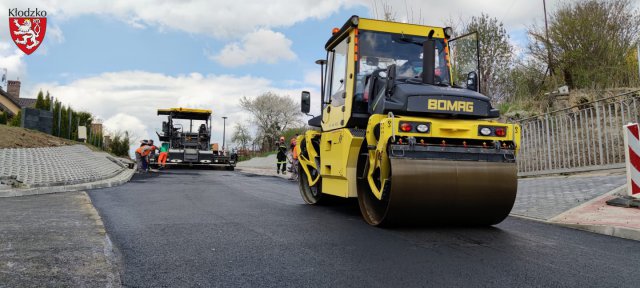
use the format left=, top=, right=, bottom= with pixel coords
left=276, top=136, right=287, bottom=175
left=141, top=140, right=158, bottom=171
left=158, top=142, right=169, bottom=168
left=135, top=140, right=149, bottom=173
left=288, top=138, right=299, bottom=181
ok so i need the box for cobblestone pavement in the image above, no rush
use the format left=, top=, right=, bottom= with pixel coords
left=512, top=174, right=627, bottom=220
left=236, top=153, right=277, bottom=169
left=237, top=154, right=298, bottom=180
left=0, top=191, right=120, bottom=287
left=0, top=145, right=126, bottom=188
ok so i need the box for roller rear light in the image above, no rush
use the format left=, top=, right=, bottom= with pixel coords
left=400, top=123, right=413, bottom=132
left=478, top=126, right=507, bottom=137
left=399, top=122, right=430, bottom=133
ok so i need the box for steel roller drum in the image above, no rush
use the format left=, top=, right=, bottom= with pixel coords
left=359, top=159, right=518, bottom=226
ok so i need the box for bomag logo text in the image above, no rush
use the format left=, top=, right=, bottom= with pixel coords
left=427, top=99, right=474, bottom=113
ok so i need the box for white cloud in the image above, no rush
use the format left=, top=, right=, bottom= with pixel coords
left=0, top=42, right=27, bottom=83
left=103, top=113, right=149, bottom=143
left=0, top=0, right=356, bottom=38
left=355, top=0, right=577, bottom=34
left=303, top=69, right=321, bottom=87
left=28, top=71, right=321, bottom=155
left=212, top=29, right=296, bottom=67
left=46, top=24, right=65, bottom=44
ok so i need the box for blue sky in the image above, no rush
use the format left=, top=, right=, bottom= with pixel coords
left=0, top=0, right=569, bottom=151
left=26, top=7, right=369, bottom=87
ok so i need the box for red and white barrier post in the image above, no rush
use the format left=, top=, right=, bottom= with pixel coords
left=623, top=122, right=640, bottom=198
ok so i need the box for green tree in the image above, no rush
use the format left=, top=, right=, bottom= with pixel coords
left=239, top=92, right=302, bottom=151
left=528, top=0, right=640, bottom=89
left=506, top=59, right=548, bottom=102
left=34, top=90, right=45, bottom=109
left=109, top=131, right=131, bottom=157
left=60, top=105, right=69, bottom=139
left=9, top=110, right=21, bottom=127
left=0, top=112, right=7, bottom=125
left=44, top=92, right=51, bottom=111
left=456, top=13, right=513, bottom=101
left=52, top=99, right=61, bottom=136
left=231, top=123, right=252, bottom=151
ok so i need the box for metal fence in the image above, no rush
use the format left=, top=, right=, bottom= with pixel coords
left=517, top=90, right=640, bottom=176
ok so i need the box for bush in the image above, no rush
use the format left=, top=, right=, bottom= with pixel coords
left=0, top=113, right=6, bottom=125
left=8, top=110, right=21, bottom=127
left=109, top=131, right=131, bottom=158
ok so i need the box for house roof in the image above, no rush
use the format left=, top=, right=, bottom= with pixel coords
left=0, top=87, right=20, bottom=107
left=0, top=87, right=36, bottom=108
left=16, top=98, right=36, bottom=108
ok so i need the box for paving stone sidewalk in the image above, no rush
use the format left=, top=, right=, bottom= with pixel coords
left=237, top=154, right=293, bottom=179
left=0, top=145, right=128, bottom=188
left=512, top=173, right=627, bottom=220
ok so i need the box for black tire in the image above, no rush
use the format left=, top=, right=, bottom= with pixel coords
left=226, top=166, right=235, bottom=171
left=298, top=162, right=323, bottom=205
left=356, top=143, right=392, bottom=226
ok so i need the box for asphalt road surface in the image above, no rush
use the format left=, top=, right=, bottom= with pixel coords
left=88, top=170, right=640, bottom=287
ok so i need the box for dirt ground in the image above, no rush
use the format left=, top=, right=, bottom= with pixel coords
left=0, top=125, right=75, bottom=149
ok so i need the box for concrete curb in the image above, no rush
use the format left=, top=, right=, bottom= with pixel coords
left=552, top=223, right=640, bottom=242
left=0, top=168, right=135, bottom=197
left=548, top=185, right=640, bottom=242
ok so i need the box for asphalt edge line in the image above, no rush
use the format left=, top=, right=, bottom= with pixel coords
left=508, top=213, right=548, bottom=224
left=553, top=223, right=640, bottom=242
left=235, top=168, right=294, bottom=181
left=82, top=191, right=123, bottom=288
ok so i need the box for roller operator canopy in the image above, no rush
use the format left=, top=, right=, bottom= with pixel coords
left=157, top=108, right=212, bottom=120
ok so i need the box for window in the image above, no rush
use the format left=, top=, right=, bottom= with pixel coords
left=449, top=32, right=479, bottom=89
left=356, top=30, right=451, bottom=92
left=327, top=37, right=348, bottom=106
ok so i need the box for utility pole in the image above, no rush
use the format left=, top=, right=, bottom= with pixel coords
left=543, top=0, right=553, bottom=76
left=637, top=43, right=640, bottom=81
left=222, top=116, right=227, bottom=153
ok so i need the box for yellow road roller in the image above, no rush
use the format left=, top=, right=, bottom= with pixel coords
left=296, top=16, right=520, bottom=226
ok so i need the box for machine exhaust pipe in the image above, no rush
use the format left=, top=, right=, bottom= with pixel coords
left=422, top=39, right=435, bottom=85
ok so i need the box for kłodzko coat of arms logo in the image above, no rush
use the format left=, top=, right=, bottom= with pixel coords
left=9, top=8, right=47, bottom=55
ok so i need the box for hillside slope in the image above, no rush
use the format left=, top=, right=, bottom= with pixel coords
left=0, top=125, right=75, bottom=149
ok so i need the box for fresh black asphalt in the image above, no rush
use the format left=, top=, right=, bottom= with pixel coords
left=88, top=170, right=640, bottom=287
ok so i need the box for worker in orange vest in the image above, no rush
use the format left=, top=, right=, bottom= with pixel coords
left=142, top=140, right=158, bottom=171
left=135, top=140, right=149, bottom=173
left=289, top=137, right=299, bottom=181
